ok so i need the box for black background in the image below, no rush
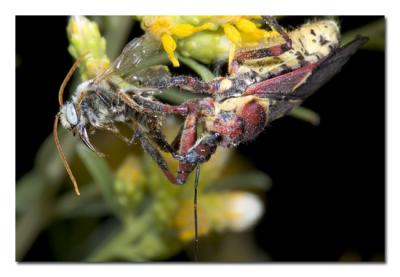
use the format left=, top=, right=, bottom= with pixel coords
left=16, top=16, right=385, bottom=261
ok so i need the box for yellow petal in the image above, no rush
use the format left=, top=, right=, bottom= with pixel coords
left=171, top=24, right=196, bottom=37
left=193, top=22, right=215, bottom=32
left=171, top=22, right=215, bottom=38
left=222, top=23, right=242, bottom=46
left=168, top=53, right=180, bottom=67
left=161, top=33, right=176, bottom=52
left=235, top=18, right=258, bottom=33
left=161, top=33, right=180, bottom=67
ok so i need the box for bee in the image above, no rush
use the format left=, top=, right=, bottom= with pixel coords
left=151, top=16, right=368, bottom=185
left=54, top=34, right=188, bottom=195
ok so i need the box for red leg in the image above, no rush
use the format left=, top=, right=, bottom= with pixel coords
left=176, top=112, right=198, bottom=184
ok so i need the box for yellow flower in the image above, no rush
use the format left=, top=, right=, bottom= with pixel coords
left=197, top=16, right=281, bottom=48
left=114, top=156, right=145, bottom=209
left=142, top=16, right=215, bottom=67
left=174, top=191, right=264, bottom=242
left=67, top=16, right=110, bottom=80
left=141, top=16, right=280, bottom=67
left=210, top=16, right=281, bottom=70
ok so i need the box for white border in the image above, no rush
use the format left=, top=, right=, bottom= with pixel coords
left=4, top=0, right=398, bottom=276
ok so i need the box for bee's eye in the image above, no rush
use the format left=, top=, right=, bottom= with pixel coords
left=64, top=102, right=79, bottom=127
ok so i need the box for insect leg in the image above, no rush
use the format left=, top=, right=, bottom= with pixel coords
left=117, top=90, right=147, bottom=113
left=171, top=125, right=184, bottom=152
left=148, top=129, right=176, bottom=153
left=230, top=16, right=292, bottom=72
left=262, top=16, right=292, bottom=48
left=156, top=76, right=219, bottom=95
left=79, top=126, right=106, bottom=157
left=173, top=119, right=220, bottom=184
left=128, top=94, right=188, bottom=115
left=137, top=131, right=180, bottom=184
left=173, top=133, right=220, bottom=174
left=102, top=124, right=133, bottom=145
left=175, top=112, right=198, bottom=184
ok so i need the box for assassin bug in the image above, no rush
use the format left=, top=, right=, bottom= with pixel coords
left=54, top=34, right=189, bottom=195
left=151, top=17, right=368, bottom=185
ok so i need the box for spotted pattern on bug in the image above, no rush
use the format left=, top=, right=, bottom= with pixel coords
left=235, top=19, right=340, bottom=81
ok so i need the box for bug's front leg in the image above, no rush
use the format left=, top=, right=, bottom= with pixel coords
left=172, top=99, right=221, bottom=184
left=137, top=131, right=182, bottom=185
left=153, top=75, right=220, bottom=96
left=173, top=133, right=220, bottom=163
left=175, top=112, right=198, bottom=184
left=128, top=94, right=189, bottom=115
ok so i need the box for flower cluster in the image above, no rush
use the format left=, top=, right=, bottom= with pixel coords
left=67, top=16, right=110, bottom=80
left=113, top=141, right=266, bottom=246
left=140, top=16, right=280, bottom=66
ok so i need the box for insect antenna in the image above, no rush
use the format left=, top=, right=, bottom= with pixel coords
left=58, top=56, right=84, bottom=106
left=193, top=163, right=200, bottom=261
left=53, top=56, right=85, bottom=196
left=53, top=114, right=80, bottom=196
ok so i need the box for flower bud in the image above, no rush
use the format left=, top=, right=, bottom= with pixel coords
left=67, top=16, right=110, bottom=79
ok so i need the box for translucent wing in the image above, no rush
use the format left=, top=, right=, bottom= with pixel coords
left=95, top=34, right=171, bottom=85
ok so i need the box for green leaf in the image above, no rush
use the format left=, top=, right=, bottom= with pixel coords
left=103, top=16, right=135, bottom=60
left=54, top=184, right=111, bottom=218
left=207, top=170, right=272, bottom=192
left=16, top=192, right=53, bottom=260
left=16, top=171, right=46, bottom=214
left=76, top=144, right=121, bottom=217
left=289, top=106, right=320, bottom=126
left=35, top=128, right=77, bottom=186
left=341, top=18, right=385, bottom=51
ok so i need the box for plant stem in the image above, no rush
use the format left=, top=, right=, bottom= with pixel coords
left=86, top=213, right=153, bottom=262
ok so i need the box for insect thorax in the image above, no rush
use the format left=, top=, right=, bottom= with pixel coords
left=63, top=80, right=130, bottom=130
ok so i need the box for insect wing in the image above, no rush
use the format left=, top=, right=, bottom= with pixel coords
left=96, top=34, right=170, bottom=84
left=291, top=36, right=369, bottom=99
left=244, top=62, right=318, bottom=97
left=252, top=36, right=368, bottom=121
left=126, top=65, right=171, bottom=87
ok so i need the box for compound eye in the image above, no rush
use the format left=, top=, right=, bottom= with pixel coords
left=66, top=103, right=79, bottom=126
left=61, top=102, right=79, bottom=129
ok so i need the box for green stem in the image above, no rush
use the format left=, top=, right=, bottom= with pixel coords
left=288, top=106, right=320, bottom=126
left=86, top=214, right=152, bottom=262
left=177, top=54, right=215, bottom=81
left=16, top=190, right=55, bottom=260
